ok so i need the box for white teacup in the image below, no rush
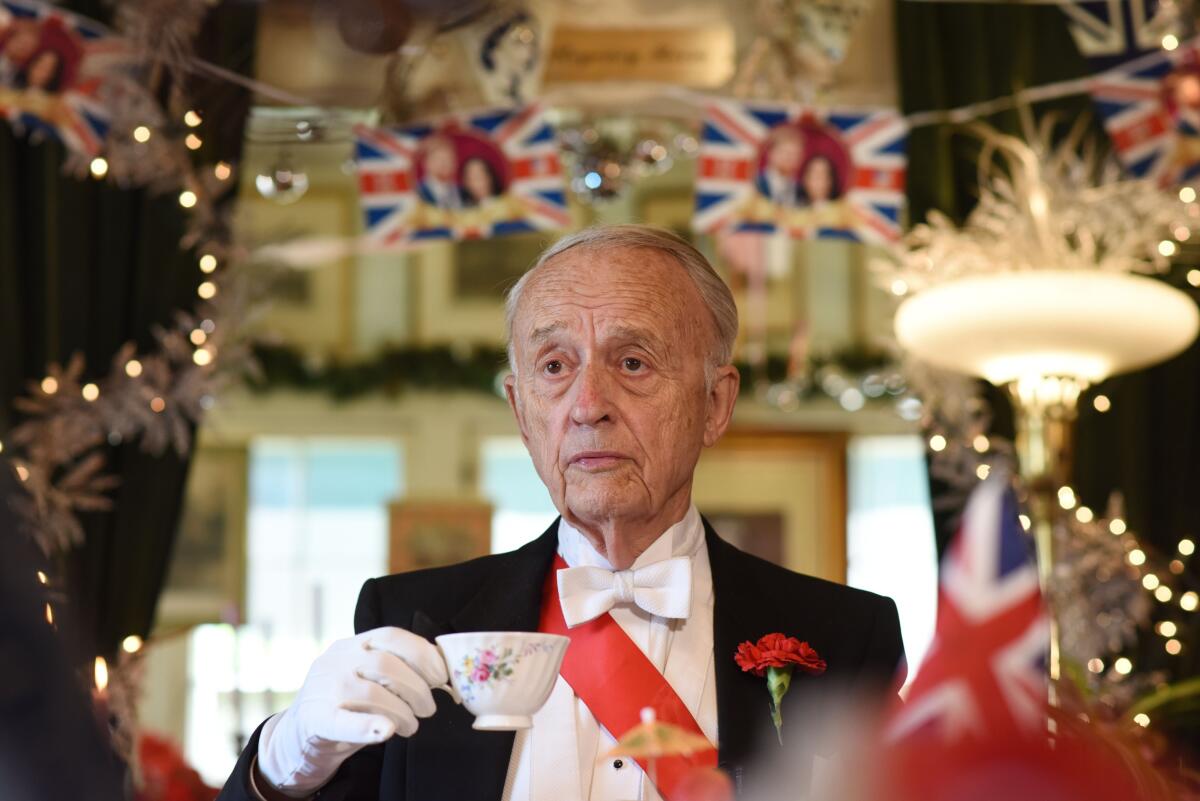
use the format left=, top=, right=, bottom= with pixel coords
left=435, top=631, right=568, bottom=731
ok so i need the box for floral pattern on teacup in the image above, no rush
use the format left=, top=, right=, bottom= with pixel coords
left=451, top=640, right=562, bottom=702
left=455, top=647, right=516, bottom=702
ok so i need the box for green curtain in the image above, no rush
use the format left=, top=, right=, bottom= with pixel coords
left=0, top=1, right=257, bottom=663
left=896, top=2, right=1199, bottom=684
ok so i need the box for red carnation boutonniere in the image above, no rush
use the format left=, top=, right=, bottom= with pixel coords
left=735, top=633, right=826, bottom=745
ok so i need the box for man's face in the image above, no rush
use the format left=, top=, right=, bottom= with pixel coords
left=424, top=139, right=456, bottom=181
left=767, top=132, right=803, bottom=175
left=3, top=25, right=39, bottom=63
left=505, top=247, right=737, bottom=531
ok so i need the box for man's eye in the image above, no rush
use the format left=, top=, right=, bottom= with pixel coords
left=544, top=360, right=563, bottom=375
left=623, top=357, right=643, bottom=372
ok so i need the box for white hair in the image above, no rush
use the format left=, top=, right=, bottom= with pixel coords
left=504, top=225, right=739, bottom=375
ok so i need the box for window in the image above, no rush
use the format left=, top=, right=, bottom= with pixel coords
left=480, top=437, right=558, bottom=554
left=185, top=438, right=403, bottom=785
left=846, top=435, right=938, bottom=691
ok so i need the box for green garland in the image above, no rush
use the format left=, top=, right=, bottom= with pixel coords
left=245, top=342, right=899, bottom=404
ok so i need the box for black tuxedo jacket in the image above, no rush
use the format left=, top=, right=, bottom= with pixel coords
left=218, top=518, right=904, bottom=801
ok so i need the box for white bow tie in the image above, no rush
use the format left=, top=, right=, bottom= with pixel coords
left=556, top=557, right=692, bottom=628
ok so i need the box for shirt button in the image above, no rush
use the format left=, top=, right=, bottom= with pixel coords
left=613, top=759, right=624, bottom=769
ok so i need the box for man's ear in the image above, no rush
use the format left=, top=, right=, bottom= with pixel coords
left=703, top=364, right=740, bottom=448
left=504, top=372, right=531, bottom=444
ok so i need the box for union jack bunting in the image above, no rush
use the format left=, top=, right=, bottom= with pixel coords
left=693, top=99, right=907, bottom=243
left=1061, top=0, right=1176, bottom=70
left=355, top=104, right=569, bottom=247
left=1089, top=37, right=1200, bottom=185
left=0, top=0, right=126, bottom=157
left=886, top=472, right=1048, bottom=742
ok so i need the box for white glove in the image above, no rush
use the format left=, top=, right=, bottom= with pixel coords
left=256, top=627, right=450, bottom=797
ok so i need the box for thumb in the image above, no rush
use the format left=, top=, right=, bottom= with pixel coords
left=326, top=708, right=396, bottom=745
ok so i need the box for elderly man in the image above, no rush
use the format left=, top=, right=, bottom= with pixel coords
left=219, top=225, right=904, bottom=801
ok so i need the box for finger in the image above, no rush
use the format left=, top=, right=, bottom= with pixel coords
left=360, top=627, right=448, bottom=687
left=340, top=677, right=421, bottom=737
left=324, top=707, right=396, bottom=745
left=356, top=649, right=438, bottom=718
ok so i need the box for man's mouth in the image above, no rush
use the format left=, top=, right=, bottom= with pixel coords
left=568, top=451, right=628, bottom=471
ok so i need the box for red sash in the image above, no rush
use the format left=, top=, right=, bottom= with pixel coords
left=538, top=555, right=718, bottom=800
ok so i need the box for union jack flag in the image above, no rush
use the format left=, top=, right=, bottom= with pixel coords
left=354, top=104, right=569, bottom=248
left=886, top=472, right=1048, bottom=742
left=692, top=99, right=907, bottom=243
left=1089, top=37, right=1200, bottom=185
left=0, top=1, right=127, bottom=158
left=1062, top=0, right=1176, bottom=70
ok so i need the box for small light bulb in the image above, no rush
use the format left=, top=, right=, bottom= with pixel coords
left=1129, top=549, right=1147, bottom=566
left=121, top=635, right=144, bottom=653
left=1158, top=621, right=1178, bottom=637
left=192, top=348, right=213, bottom=366
left=928, top=434, right=947, bottom=452
left=189, top=329, right=207, bottom=346
left=40, top=376, right=58, bottom=394
left=214, top=162, right=232, bottom=181
left=1114, top=657, right=1133, bottom=675
left=1189, top=269, right=1200, bottom=288
left=133, top=126, right=151, bottom=143
left=1170, top=558, right=1185, bottom=574
left=199, top=254, right=218, bottom=273
left=1133, top=712, right=1151, bottom=727
left=36, top=571, right=47, bottom=584
left=1143, top=573, right=1161, bottom=590
left=45, top=603, right=53, bottom=624
left=1019, top=514, right=1031, bottom=531
left=1093, top=394, right=1111, bottom=412
left=185, top=133, right=203, bottom=151
left=976, top=464, right=990, bottom=480
left=81, top=383, right=99, bottom=401
left=1086, top=658, right=1104, bottom=673
left=1076, top=506, right=1094, bottom=523
left=89, top=157, right=108, bottom=178
left=149, top=396, right=165, bottom=413
left=125, top=359, right=143, bottom=378
left=179, top=190, right=198, bottom=208
left=1180, top=538, right=1195, bottom=556
left=973, top=435, right=989, bottom=453
left=1166, top=638, right=1182, bottom=655
left=184, top=110, right=202, bottom=128
left=197, top=281, right=217, bottom=299
left=1180, top=591, right=1198, bottom=611
left=1181, top=186, right=1197, bottom=203
left=1174, top=226, right=1191, bottom=241
left=1163, top=33, right=1180, bottom=50
left=1159, top=240, right=1178, bottom=257
left=891, top=279, right=908, bottom=297
left=1058, top=486, right=1077, bottom=510
left=1110, top=518, right=1127, bottom=535
left=1155, top=585, right=1173, bottom=603
left=94, top=656, right=108, bottom=692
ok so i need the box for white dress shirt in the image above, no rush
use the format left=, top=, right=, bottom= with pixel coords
left=501, top=505, right=718, bottom=801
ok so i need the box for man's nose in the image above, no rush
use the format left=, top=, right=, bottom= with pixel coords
left=569, top=360, right=615, bottom=427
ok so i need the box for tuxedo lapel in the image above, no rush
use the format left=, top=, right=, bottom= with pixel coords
left=405, top=523, right=560, bottom=801
left=705, top=519, right=780, bottom=784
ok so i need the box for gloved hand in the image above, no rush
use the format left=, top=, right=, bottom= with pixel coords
left=256, top=627, right=450, bottom=797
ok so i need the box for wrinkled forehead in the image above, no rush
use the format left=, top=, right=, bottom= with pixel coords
left=511, top=246, right=706, bottom=347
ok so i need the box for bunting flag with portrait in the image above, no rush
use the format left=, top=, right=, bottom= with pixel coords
left=0, top=0, right=126, bottom=157
left=1089, top=37, right=1200, bottom=185
left=692, top=99, right=908, bottom=243
left=354, top=104, right=570, bottom=247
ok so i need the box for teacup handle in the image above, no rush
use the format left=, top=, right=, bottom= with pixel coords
left=435, top=681, right=462, bottom=705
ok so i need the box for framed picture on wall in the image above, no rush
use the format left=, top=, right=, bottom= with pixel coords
left=156, top=445, right=248, bottom=630
left=413, top=233, right=548, bottom=344
left=388, top=499, right=493, bottom=573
